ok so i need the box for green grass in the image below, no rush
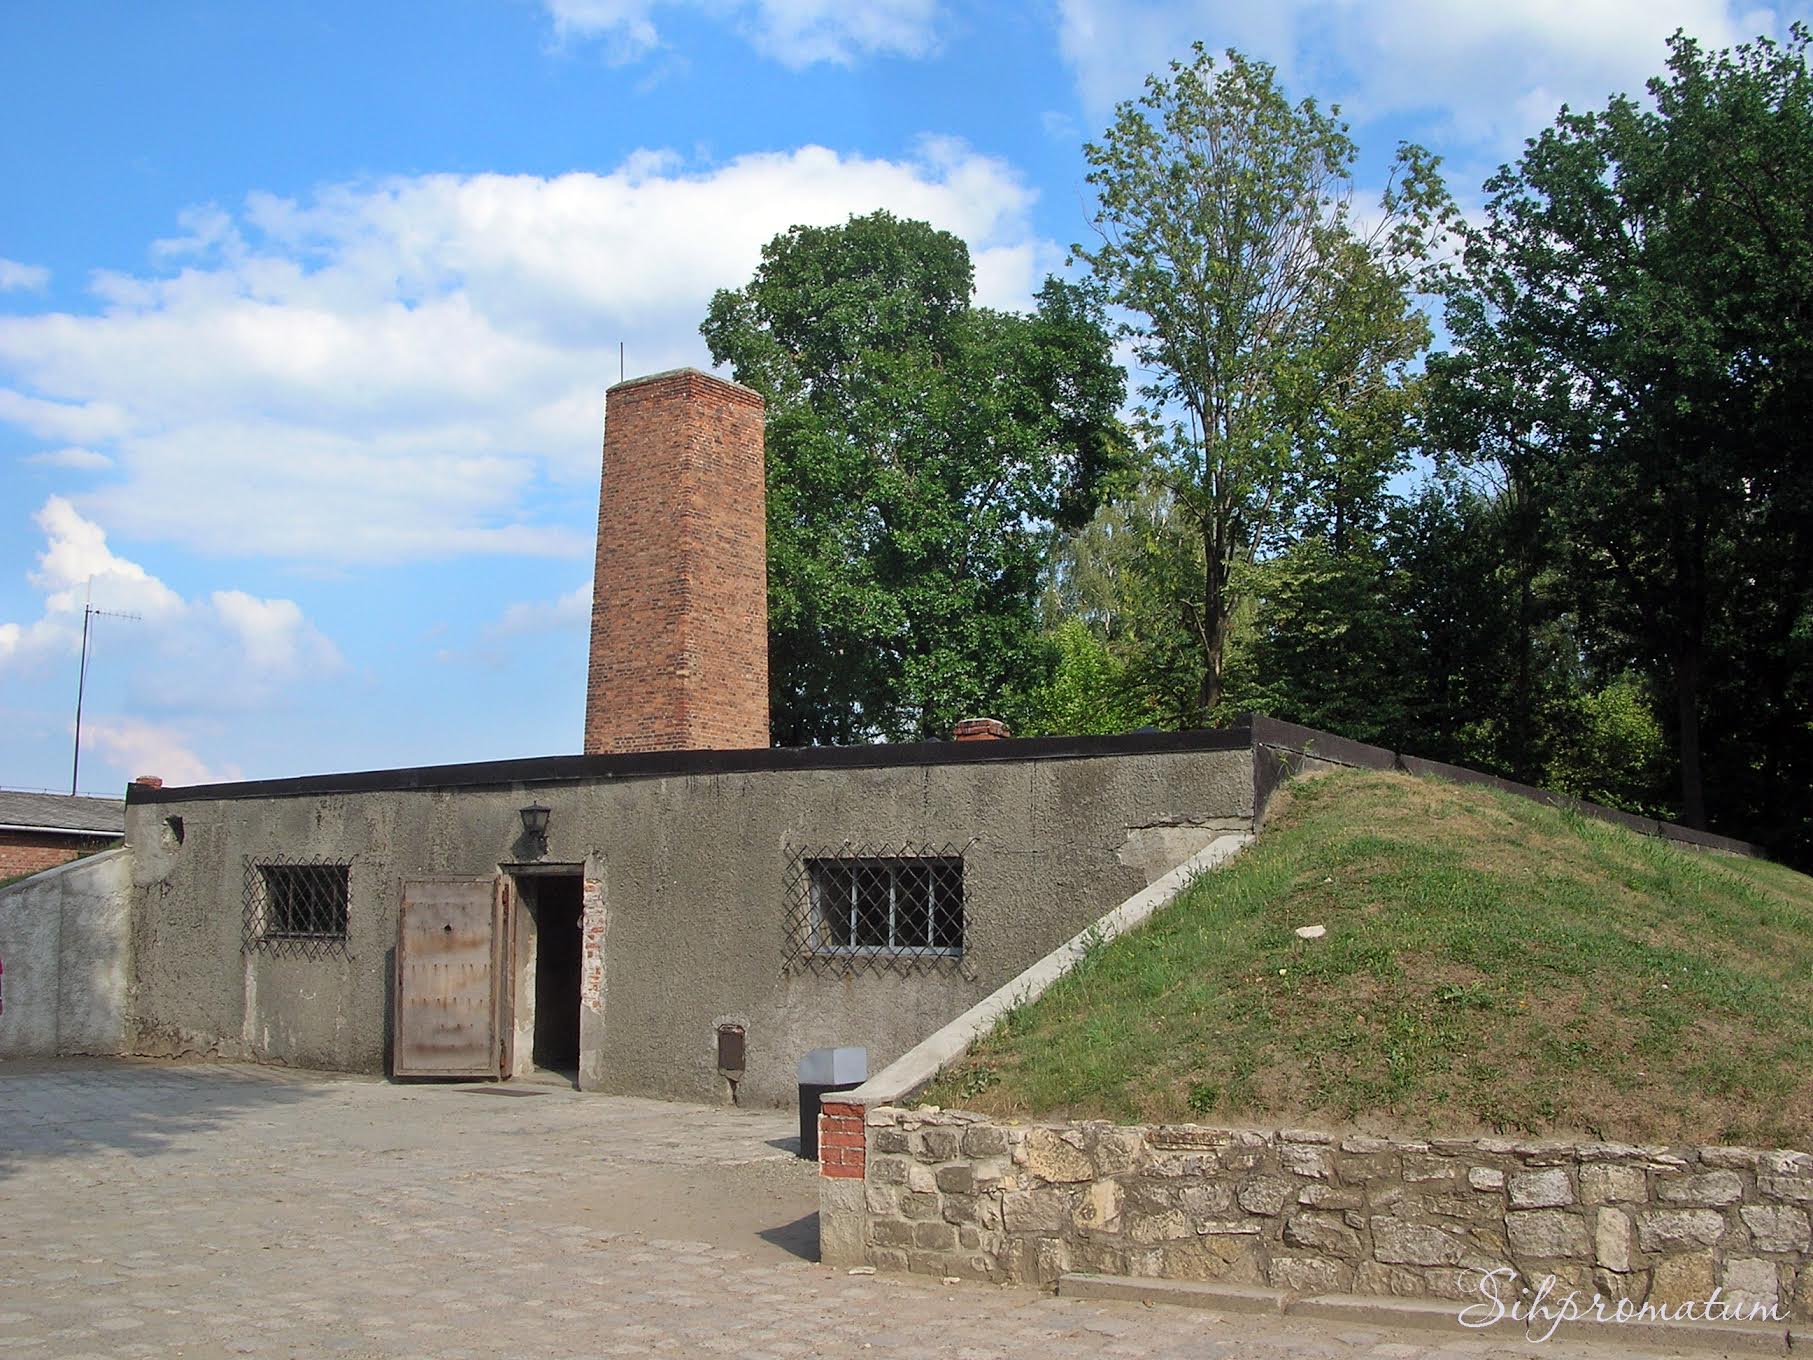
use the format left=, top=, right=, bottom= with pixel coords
left=926, top=770, right=1813, bottom=1148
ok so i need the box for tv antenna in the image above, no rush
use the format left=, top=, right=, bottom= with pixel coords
left=70, top=580, right=141, bottom=796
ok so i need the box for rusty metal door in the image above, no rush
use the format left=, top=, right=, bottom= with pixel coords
left=393, top=876, right=508, bottom=1079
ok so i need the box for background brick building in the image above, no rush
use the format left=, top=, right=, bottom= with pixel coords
left=0, top=792, right=125, bottom=880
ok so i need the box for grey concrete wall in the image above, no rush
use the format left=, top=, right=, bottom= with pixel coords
left=122, top=746, right=1253, bottom=1105
left=0, top=847, right=131, bottom=1058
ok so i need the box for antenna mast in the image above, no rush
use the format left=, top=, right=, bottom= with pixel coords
left=70, top=581, right=141, bottom=795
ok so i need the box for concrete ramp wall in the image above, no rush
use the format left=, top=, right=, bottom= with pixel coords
left=0, top=847, right=131, bottom=1058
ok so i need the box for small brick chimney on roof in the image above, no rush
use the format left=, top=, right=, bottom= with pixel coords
left=584, top=368, right=770, bottom=754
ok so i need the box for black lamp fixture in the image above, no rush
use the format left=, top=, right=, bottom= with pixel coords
left=519, top=802, right=551, bottom=855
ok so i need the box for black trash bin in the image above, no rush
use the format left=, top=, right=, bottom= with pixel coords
left=797, top=1046, right=868, bottom=1160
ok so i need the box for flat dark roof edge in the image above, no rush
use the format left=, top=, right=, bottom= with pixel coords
left=124, top=723, right=1257, bottom=806
left=0, top=823, right=125, bottom=838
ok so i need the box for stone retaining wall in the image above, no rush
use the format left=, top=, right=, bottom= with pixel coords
left=827, top=1106, right=1812, bottom=1321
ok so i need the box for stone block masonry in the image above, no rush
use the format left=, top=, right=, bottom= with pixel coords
left=824, top=1107, right=1813, bottom=1322
left=585, top=368, right=769, bottom=754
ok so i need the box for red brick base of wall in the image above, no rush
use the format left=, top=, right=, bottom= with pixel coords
left=819, top=1100, right=867, bottom=1179
left=0, top=831, right=118, bottom=881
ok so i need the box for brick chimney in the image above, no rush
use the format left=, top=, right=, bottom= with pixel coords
left=952, top=718, right=1011, bottom=742
left=584, top=368, right=769, bottom=754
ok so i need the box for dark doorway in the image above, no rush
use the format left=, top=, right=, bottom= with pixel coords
left=526, top=874, right=583, bottom=1074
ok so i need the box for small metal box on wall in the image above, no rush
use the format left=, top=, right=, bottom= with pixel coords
left=716, top=1023, right=746, bottom=1075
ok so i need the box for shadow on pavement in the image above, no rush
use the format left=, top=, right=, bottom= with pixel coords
left=0, top=1058, right=330, bottom=1179
left=756, top=1211, right=820, bottom=1263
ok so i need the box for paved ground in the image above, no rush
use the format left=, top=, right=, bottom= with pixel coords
left=0, top=1060, right=1726, bottom=1359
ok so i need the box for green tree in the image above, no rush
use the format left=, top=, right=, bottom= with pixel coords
left=1543, top=676, right=1670, bottom=814
left=1036, top=484, right=1216, bottom=729
left=1430, top=27, right=1813, bottom=832
left=1076, top=45, right=1449, bottom=724
left=1004, top=619, right=1155, bottom=737
left=1220, top=540, right=1415, bottom=746
left=1381, top=481, right=1626, bottom=787
left=701, top=211, right=1127, bottom=744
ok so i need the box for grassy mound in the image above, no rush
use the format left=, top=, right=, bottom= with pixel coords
left=927, top=769, right=1813, bottom=1148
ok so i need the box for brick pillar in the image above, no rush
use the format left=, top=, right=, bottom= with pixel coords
left=818, top=1098, right=869, bottom=1267
left=584, top=369, right=769, bottom=754
left=819, top=1100, right=867, bottom=1179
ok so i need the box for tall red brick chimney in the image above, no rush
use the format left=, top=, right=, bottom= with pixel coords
left=584, top=368, right=769, bottom=754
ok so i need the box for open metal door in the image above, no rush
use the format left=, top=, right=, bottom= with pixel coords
left=393, top=876, right=510, bottom=1079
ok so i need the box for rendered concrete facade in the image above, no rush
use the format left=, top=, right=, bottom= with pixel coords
left=121, top=734, right=1255, bottom=1106
left=0, top=847, right=131, bottom=1058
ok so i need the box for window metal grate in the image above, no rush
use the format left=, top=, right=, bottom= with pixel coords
left=243, top=857, right=350, bottom=959
left=783, top=842, right=971, bottom=975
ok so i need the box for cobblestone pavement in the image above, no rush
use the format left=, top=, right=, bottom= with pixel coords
left=0, top=1060, right=1720, bottom=1359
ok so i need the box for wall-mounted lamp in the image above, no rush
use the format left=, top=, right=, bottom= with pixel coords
left=519, top=802, right=551, bottom=855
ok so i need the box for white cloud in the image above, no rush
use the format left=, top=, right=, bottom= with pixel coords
left=210, top=590, right=329, bottom=674
left=544, top=0, right=663, bottom=60
left=743, top=0, right=940, bottom=66
left=1057, top=0, right=1304, bottom=114
left=29, top=494, right=183, bottom=631
left=542, top=0, right=939, bottom=67
left=0, top=142, right=1049, bottom=566
left=81, top=717, right=243, bottom=788
left=0, top=497, right=340, bottom=703
left=484, top=582, right=593, bottom=641
left=23, top=446, right=112, bottom=470
left=0, top=387, right=131, bottom=443
left=437, top=580, right=592, bottom=667
left=0, top=258, right=49, bottom=292
left=1055, top=0, right=1805, bottom=151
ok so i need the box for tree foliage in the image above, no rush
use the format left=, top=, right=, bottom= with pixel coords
left=1430, top=26, right=1813, bottom=832
left=701, top=211, right=1128, bottom=744
left=1076, top=45, right=1449, bottom=723
left=1028, top=486, right=1211, bottom=731
left=1004, top=620, right=1154, bottom=738
left=684, top=35, right=1813, bottom=867
left=1221, top=540, right=1415, bottom=747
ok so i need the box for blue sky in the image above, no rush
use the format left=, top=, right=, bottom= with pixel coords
left=2, top=0, right=1806, bottom=792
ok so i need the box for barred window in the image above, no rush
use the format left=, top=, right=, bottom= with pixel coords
left=244, top=859, right=350, bottom=959
left=809, top=856, right=963, bottom=955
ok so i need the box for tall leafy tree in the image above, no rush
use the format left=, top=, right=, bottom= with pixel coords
left=701, top=211, right=1127, bottom=744
left=1003, top=619, right=1155, bottom=738
left=1076, top=45, right=1449, bottom=723
left=1030, top=485, right=1204, bottom=730
left=1220, top=541, right=1415, bottom=746
left=1431, top=27, right=1813, bottom=832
